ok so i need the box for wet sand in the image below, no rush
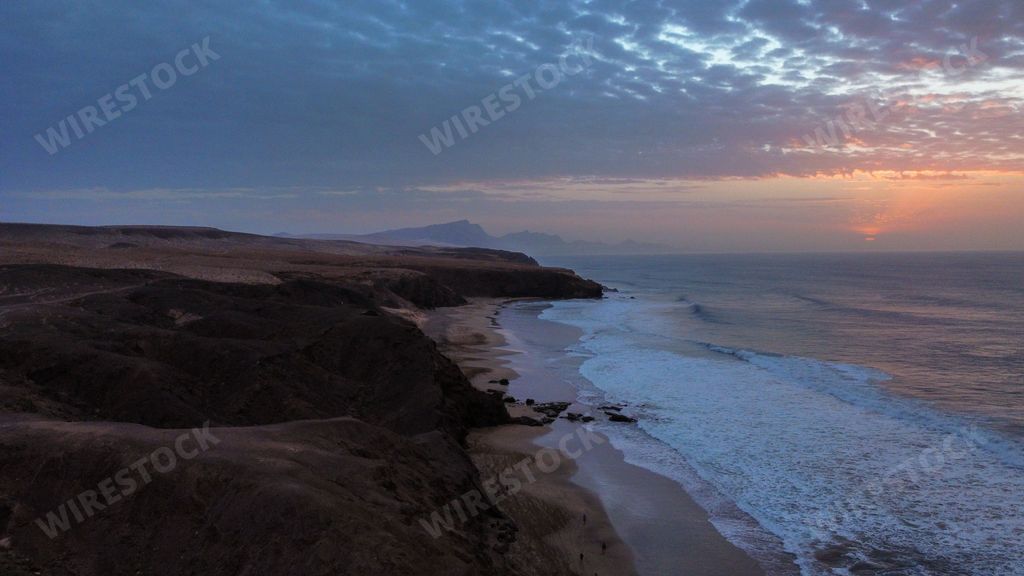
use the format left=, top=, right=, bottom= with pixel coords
left=425, top=298, right=766, bottom=576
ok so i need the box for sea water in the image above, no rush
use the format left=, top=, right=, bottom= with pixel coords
left=538, top=252, right=1024, bottom=576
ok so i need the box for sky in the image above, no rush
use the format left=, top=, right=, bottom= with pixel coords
left=1, top=0, right=1022, bottom=252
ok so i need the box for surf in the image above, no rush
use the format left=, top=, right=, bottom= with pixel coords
left=542, top=293, right=1024, bottom=575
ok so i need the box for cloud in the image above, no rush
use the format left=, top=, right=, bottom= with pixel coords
left=11, top=188, right=298, bottom=201
left=1, top=0, right=1021, bottom=249
left=4, top=1, right=1023, bottom=184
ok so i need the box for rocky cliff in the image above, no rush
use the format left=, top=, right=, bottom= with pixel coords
left=0, top=224, right=601, bottom=576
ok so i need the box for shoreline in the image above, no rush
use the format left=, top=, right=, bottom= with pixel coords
left=425, top=298, right=636, bottom=576
left=425, top=298, right=766, bottom=576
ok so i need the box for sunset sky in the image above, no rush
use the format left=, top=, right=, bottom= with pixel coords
left=2, top=0, right=1022, bottom=251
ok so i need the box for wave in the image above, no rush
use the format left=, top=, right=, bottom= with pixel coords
left=786, top=292, right=986, bottom=326
left=702, top=343, right=1024, bottom=472
left=542, top=295, right=1024, bottom=576
left=675, top=296, right=729, bottom=324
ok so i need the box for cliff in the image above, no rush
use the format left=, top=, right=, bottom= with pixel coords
left=0, top=223, right=601, bottom=576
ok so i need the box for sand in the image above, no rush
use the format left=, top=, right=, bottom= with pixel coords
left=425, top=299, right=768, bottom=576
left=426, top=299, right=635, bottom=576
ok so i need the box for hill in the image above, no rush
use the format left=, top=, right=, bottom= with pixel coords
left=288, top=219, right=672, bottom=256
left=0, top=222, right=601, bottom=576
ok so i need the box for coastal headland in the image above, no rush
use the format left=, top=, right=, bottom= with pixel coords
left=0, top=222, right=602, bottom=575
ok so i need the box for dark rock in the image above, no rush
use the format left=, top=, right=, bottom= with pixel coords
left=405, top=264, right=603, bottom=299
left=511, top=416, right=544, bottom=427
left=525, top=398, right=535, bottom=406
left=533, top=402, right=571, bottom=418
left=581, top=416, right=595, bottom=422
left=375, top=272, right=466, bottom=309
left=606, top=412, right=637, bottom=423
left=564, top=412, right=581, bottom=422
left=599, top=405, right=622, bottom=412
left=498, top=378, right=510, bottom=386
left=503, top=396, right=516, bottom=404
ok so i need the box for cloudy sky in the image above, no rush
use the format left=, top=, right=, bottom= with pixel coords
left=1, top=0, right=1022, bottom=251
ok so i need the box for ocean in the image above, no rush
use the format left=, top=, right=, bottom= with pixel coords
left=534, top=252, right=1024, bottom=576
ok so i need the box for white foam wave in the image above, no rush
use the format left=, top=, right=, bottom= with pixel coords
left=542, top=296, right=1024, bottom=576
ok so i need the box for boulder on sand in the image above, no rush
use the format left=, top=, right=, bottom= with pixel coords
left=511, top=416, right=544, bottom=427
left=533, top=402, right=571, bottom=418
left=605, top=412, right=637, bottom=423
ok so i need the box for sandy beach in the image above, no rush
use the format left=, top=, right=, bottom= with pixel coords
left=425, top=299, right=766, bottom=576
left=426, top=298, right=634, bottom=575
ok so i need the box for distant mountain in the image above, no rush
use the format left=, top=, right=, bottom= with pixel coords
left=293, top=220, right=672, bottom=256
left=359, top=220, right=494, bottom=247
left=497, top=230, right=670, bottom=256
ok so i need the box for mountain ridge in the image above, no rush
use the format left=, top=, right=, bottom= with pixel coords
left=289, top=220, right=673, bottom=256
